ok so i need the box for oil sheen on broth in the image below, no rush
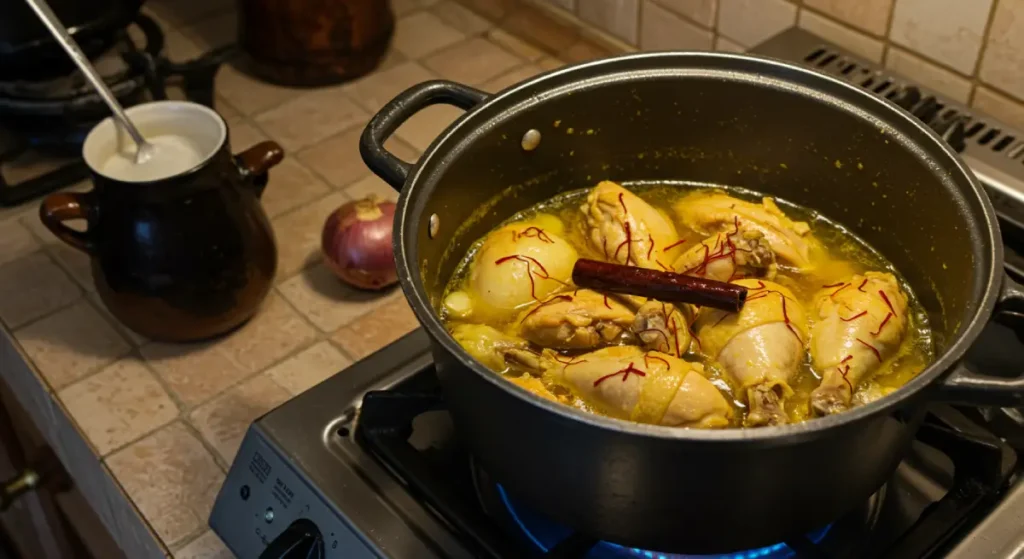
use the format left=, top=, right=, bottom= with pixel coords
left=440, top=181, right=933, bottom=429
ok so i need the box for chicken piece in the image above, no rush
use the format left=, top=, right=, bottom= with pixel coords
left=516, top=290, right=635, bottom=350
left=581, top=181, right=685, bottom=269
left=674, top=192, right=820, bottom=271
left=453, top=216, right=578, bottom=322
left=672, top=223, right=777, bottom=282
left=694, top=279, right=808, bottom=427
left=518, top=346, right=733, bottom=428
left=809, top=272, right=909, bottom=415
left=450, top=323, right=530, bottom=373
left=508, top=374, right=563, bottom=403
left=631, top=301, right=693, bottom=358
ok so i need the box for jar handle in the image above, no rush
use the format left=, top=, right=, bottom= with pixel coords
left=39, top=192, right=93, bottom=254
left=235, top=140, right=285, bottom=198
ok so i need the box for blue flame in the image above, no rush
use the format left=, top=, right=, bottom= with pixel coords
left=496, top=484, right=832, bottom=559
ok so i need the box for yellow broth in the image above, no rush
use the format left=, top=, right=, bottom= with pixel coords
left=440, top=181, right=934, bottom=426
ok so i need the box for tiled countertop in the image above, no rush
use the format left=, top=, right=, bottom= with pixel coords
left=0, top=0, right=595, bottom=557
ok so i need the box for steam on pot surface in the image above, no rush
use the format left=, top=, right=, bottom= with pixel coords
left=439, top=179, right=934, bottom=428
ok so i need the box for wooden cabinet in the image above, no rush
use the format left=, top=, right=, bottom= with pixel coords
left=0, top=375, right=123, bottom=559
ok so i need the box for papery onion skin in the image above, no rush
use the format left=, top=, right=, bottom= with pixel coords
left=321, top=196, right=398, bottom=290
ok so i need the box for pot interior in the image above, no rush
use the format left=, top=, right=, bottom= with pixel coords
left=405, top=54, right=995, bottom=357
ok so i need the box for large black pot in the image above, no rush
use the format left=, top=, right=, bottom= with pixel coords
left=360, top=52, right=1024, bottom=553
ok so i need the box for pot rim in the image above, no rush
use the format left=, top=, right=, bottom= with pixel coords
left=394, top=51, right=1003, bottom=443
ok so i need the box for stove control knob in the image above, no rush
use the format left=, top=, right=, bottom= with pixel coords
left=259, top=518, right=324, bottom=559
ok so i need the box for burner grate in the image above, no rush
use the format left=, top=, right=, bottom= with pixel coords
left=356, top=377, right=1015, bottom=559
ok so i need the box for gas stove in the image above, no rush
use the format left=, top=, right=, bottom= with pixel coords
left=210, top=29, right=1024, bottom=559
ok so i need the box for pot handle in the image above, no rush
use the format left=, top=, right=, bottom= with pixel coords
left=39, top=192, right=94, bottom=254
left=360, top=80, right=488, bottom=190
left=235, top=140, right=285, bottom=198
left=937, top=273, right=1024, bottom=406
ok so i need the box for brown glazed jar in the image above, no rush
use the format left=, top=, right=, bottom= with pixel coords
left=39, top=101, right=283, bottom=342
left=238, top=0, right=395, bottom=86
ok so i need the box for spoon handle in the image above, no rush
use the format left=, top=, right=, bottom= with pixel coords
left=23, top=0, right=149, bottom=149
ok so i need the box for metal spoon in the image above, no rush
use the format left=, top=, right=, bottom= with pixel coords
left=24, top=0, right=155, bottom=163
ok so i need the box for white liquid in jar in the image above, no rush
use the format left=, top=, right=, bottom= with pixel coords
left=99, top=134, right=205, bottom=182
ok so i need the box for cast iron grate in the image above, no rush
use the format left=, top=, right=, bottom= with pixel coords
left=354, top=373, right=1016, bottom=559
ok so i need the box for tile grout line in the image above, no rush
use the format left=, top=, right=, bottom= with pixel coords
left=100, top=420, right=219, bottom=552
left=969, top=0, right=1003, bottom=107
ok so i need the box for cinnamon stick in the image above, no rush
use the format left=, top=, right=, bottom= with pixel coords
left=572, top=259, right=747, bottom=312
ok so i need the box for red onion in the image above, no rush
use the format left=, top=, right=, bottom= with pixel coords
left=321, top=195, right=397, bottom=290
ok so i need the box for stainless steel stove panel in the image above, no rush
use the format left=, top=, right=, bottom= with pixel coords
left=210, top=330, right=472, bottom=559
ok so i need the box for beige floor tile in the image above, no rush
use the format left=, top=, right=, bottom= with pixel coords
left=433, top=1, right=493, bottom=35
left=578, top=0, right=640, bottom=45
left=215, top=64, right=305, bottom=117
left=394, top=104, right=467, bottom=151
left=142, top=293, right=316, bottom=406
left=487, top=29, right=547, bottom=62
left=538, top=57, right=568, bottom=70
left=259, top=159, right=332, bottom=218
left=460, top=0, right=516, bottom=20
left=331, top=296, right=420, bottom=359
left=393, top=12, right=467, bottom=58
left=0, top=253, right=81, bottom=329
left=44, top=242, right=94, bottom=292
left=214, top=96, right=243, bottom=125
left=254, top=88, right=369, bottom=152
left=0, top=219, right=40, bottom=269
left=226, top=120, right=270, bottom=152
left=140, top=340, right=249, bottom=408
left=714, top=35, right=746, bottom=53
left=173, top=530, right=232, bottom=559
left=188, top=375, right=290, bottom=463
left=278, top=263, right=401, bottom=332
left=500, top=6, right=578, bottom=53
left=265, top=341, right=352, bottom=395
left=209, top=292, right=317, bottom=372
left=297, top=127, right=420, bottom=189
left=344, top=175, right=401, bottom=202
left=24, top=211, right=94, bottom=291
left=105, top=422, right=225, bottom=549
left=562, top=39, right=617, bottom=63
left=481, top=64, right=545, bottom=93
left=271, top=192, right=351, bottom=279
left=87, top=292, right=148, bottom=347
left=345, top=61, right=437, bottom=113
left=423, top=38, right=524, bottom=85
left=59, top=358, right=179, bottom=456
left=15, top=301, right=131, bottom=390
